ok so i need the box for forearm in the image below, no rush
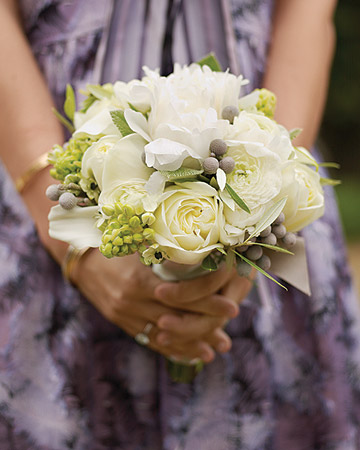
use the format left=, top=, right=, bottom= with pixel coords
left=0, top=0, right=67, bottom=263
left=263, top=0, right=337, bottom=148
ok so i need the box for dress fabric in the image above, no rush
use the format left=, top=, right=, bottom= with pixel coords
left=0, top=0, right=360, bottom=449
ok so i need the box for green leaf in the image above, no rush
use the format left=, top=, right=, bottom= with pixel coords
left=320, top=177, right=342, bottom=186
left=64, top=84, right=76, bottom=122
left=87, top=84, right=112, bottom=99
left=233, top=250, right=288, bottom=290
left=225, top=184, right=250, bottom=214
left=160, top=168, right=203, bottom=181
left=295, top=146, right=319, bottom=171
left=210, top=176, right=219, bottom=189
left=246, top=197, right=287, bottom=242
left=196, top=53, right=222, bottom=72
left=198, top=175, right=210, bottom=183
left=225, top=249, right=235, bottom=270
left=80, top=94, right=97, bottom=113
left=110, top=110, right=134, bottom=137
left=201, top=255, right=218, bottom=271
left=249, top=242, right=294, bottom=255
left=217, top=247, right=227, bottom=256
left=319, top=162, right=341, bottom=170
left=289, top=128, right=302, bottom=140
left=52, top=107, right=75, bottom=133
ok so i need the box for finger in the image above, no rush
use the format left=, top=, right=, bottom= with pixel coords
left=164, top=340, right=216, bottom=363
left=220, top=270, right=256, bottom=305
left=157, top=326, right=232, bottom=354
left=179, top=294, right=239, bottom=319
left=206, top=328, right=232, bottom=353
left=130, top=320, right=215, bottom=362
left=154, top=265, right=234, bottom=305
left=157, top=312, right=225, bottom=341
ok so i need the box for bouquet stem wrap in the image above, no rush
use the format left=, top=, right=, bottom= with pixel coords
left=152, top=262, right=209, bottom=383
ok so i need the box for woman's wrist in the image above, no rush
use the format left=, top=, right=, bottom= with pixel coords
left=19, top=164, right=68, bottom=264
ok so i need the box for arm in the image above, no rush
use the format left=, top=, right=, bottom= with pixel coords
left=0, top=0, right=67, bottom=263
left=263, top=0, right=337, bottom=148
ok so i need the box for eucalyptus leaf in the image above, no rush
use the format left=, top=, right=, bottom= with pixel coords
left=320, top=177, right=341, bottom=186
left=233, top=250, right=288, bottom=290
left=201, top=255, right=218, bottom=271
left=110, top=110, right=134, bottom=136
left=225, top=184, right=250, bottom=214
left=64, top=84, right=76, bottom=121
left=246, top=197, right=287, bottom=242
left=87, top=84, right=112, bottom=99
left=160, top=168, right=203, bottom=181
left=52, top=108, right=75, bottom=133
left=196, top=53, right=222, bottom=72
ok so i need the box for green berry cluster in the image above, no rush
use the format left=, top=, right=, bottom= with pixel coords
left=48, top=136, right=98, bottom=182
left=255, top=88, right=277, bottom=119
left=99, top=203, right=156, bottom=258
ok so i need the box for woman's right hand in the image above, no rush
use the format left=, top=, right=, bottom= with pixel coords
left=71, top=249, right=241, bottom=363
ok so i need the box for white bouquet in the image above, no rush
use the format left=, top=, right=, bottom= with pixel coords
left=47, top=55, right=336, bottom=381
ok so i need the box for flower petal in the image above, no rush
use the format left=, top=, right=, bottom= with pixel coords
left=101, top=134, right=153, bottom=193
left=216, top=168, right=226, bottom=191
left=48, top=205, right=102, bottom=248
left=124, top=109, right=151, bottom=141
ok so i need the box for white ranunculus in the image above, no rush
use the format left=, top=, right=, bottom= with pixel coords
left=277, top=161, right=325, bottom=232
left=223, top=141, right=282, bottom=233
left=81, top=135, right=120, bottom=190
left=152, top=182, right=223, bottom=264
left=227, top=111, right=293, bottom=162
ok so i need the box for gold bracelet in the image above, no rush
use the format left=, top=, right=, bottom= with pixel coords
left=15, top=152, right=50, bottom=193
left=61, top=245, right=91, bottom=285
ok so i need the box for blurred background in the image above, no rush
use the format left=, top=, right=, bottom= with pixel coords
left=320, top=0, right=360, bottom=293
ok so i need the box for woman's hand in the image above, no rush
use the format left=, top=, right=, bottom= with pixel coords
left=72, top=249, right=253, bottom=363
left=154, top=268, right=254, bottom=361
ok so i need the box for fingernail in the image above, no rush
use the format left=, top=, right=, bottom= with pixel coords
left=201, top=350, right=215, bottom=363
left=154, top=284, right=172, bottom=300
left=158, top=315, right=181, bottom=330
left=217, top=341, right=230, bottom=353
left=157, top=333, right=171, bottom=346
left=228, top=304, right=239, bottom=318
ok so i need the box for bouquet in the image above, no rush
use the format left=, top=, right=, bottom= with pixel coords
left=47, top=54, right=336, bottom=382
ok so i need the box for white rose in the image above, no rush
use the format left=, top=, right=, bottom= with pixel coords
left=277, top=161, right=324, bottom=232
left=81, top=135, right=120, bottom=190
left=98, top=134, right=157, bottom=213
left=152, top=182, right=223, bottom=264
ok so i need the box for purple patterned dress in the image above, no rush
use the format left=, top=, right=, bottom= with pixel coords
left=0, top=1, right=359, bottom=449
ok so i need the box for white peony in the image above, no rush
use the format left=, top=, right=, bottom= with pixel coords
left=277, top=161, right=325, bottom=232
left=124, top=64, right=246, bottom=172
left=152, top=182, right=223, bottom=264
